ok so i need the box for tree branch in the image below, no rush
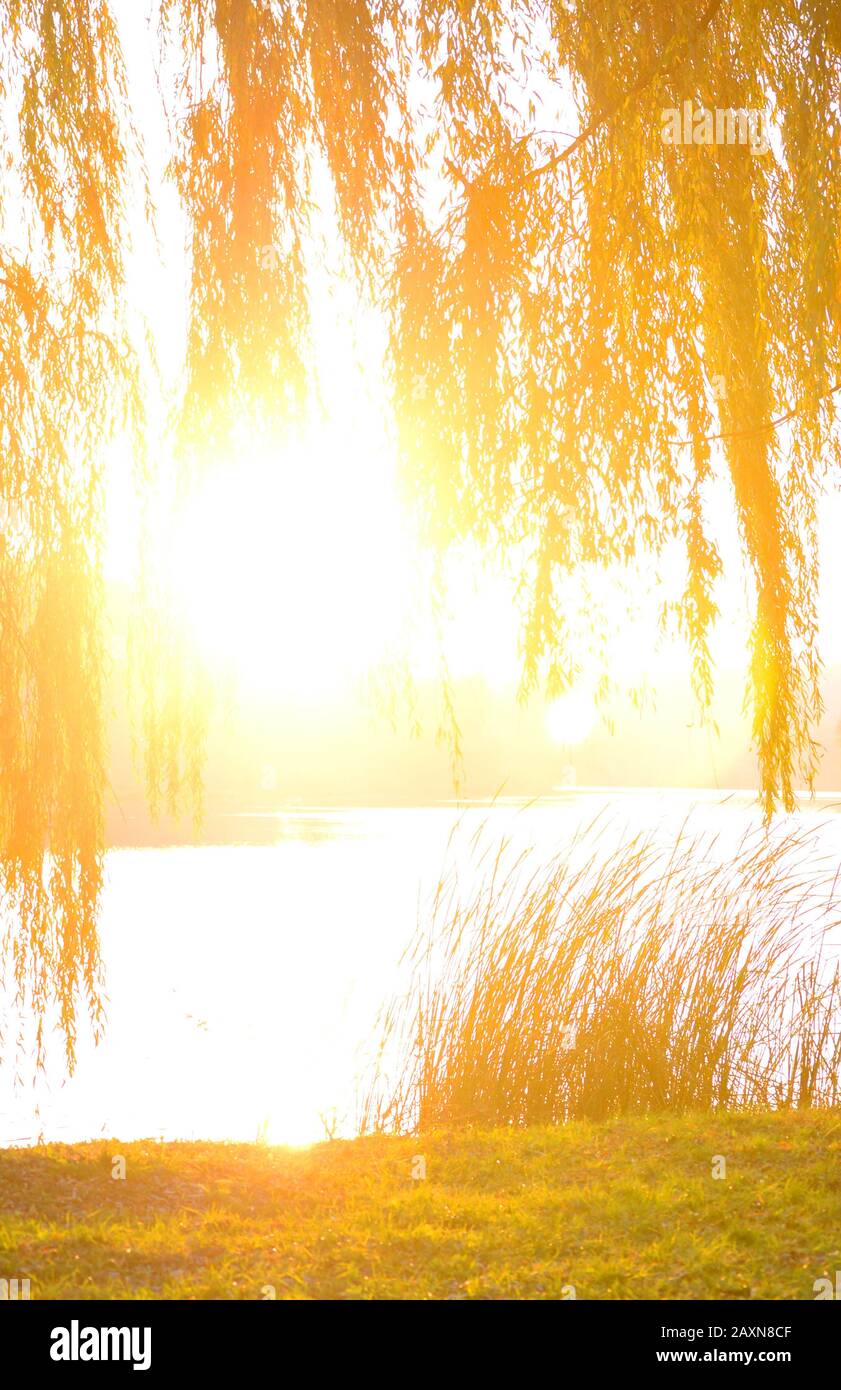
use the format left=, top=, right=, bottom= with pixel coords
left=669, top=382, right=841, bottom=449
left=522, top=0, right=726, bottom=186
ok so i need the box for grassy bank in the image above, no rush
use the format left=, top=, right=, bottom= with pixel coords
left=2, top=1111, right=840, bottom=1299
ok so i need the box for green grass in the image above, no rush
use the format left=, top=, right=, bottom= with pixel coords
left=2, top=1111, right=841, bottom=1299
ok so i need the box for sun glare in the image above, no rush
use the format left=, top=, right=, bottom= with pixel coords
left=545, top=690, right=596, bottom=747
left=158, top=425, right=411, bottom=702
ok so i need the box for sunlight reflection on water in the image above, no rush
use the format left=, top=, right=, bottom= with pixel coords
left=3, top=789, right=841, bottom=1147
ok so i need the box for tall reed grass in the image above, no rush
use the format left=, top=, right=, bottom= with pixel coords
left=361, top=816, right=841, bottom=1132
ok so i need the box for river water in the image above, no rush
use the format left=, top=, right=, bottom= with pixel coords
left=2, top=789, right=841, bottom=1147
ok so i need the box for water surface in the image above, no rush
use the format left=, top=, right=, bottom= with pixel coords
left=3, top=789, right=841, bottom=1147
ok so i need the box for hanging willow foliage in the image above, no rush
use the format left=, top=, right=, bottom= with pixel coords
left=0, top=0, right=839, bottom=1063
left=388, top=0, right=841, bottom=818
left=159, top=0, right=403, bottom=448
left=0, top=1, right=144, bottom=1066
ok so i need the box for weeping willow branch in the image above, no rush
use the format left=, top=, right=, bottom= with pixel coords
left=669, top=382, right=841, bottom=448
left=523, top=0, right=726, bottom=185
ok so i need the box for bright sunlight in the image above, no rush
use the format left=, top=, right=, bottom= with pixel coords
left=545, top=690, right=596, bottom=747
left=162, top=427, right=411, bottom=701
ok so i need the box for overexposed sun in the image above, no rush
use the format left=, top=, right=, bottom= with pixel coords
left=545, top=689, right=596, bottom=747
left=160, top=422, right=412, bottom=702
